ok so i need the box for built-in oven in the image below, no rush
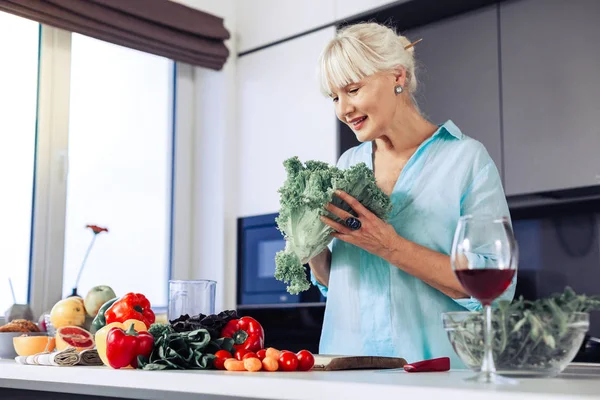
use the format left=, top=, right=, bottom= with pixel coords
left=237, top=213, right=325, bottom=308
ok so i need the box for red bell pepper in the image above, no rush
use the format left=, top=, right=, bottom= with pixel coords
left=220, top=316, right=265, bottom=353
left=106, top=323, right=154, bottom=369
left=105, top=292, right=155, bottom=329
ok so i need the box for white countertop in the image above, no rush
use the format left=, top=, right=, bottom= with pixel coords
left=1, top=360, right=600, bottom=400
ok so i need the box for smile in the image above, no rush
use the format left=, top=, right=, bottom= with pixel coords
left=350, top=116, right=367, bottom=130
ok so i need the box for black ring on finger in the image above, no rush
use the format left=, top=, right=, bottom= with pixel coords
left=345, top=217, right=361, bottom=230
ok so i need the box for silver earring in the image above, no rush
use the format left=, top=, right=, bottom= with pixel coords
left=394, top=85, right=403, bottom=95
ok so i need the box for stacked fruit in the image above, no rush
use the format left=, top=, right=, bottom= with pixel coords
left=49, top=286, right=156, bottom=369
left=49, top=295, right=97, bottom=351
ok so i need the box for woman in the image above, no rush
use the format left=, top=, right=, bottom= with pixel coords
left=308, top=22, right=516, bottom=366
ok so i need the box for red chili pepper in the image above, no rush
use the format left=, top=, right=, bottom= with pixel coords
left=105, top=323, right=154, bottom=369
left=403, top=357, right=450, bottom=372
left=220, top=316, right=265, bottom=353
left=105, top=293, right=155, bottom=329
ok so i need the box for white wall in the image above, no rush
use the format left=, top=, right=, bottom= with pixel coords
left=170, top=0, right=344, bottom=311
left=170, top=0, right=238, bottom=312
left=236, top=27, right=338, bottom=217
left=170, top=0, right=342, bottom=311
left=236, top=0, right=336, bottom=52
left=235, top=0, right=405, bottom=53
left=335, top=0, right=408, bottom=22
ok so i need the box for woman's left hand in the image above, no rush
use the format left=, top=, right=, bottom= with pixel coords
left=320, top=190, right=399, bottom=259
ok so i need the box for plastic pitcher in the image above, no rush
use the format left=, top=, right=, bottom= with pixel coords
left=168, top=280, right=216, bottom=321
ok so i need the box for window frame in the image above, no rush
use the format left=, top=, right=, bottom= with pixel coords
left=26, top=25, right=191, bottom=317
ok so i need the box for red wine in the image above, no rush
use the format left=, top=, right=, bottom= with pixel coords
left=455, top=269, right=515, bottom=306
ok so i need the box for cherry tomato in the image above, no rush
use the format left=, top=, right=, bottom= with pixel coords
left=242, top=352, right=258, bottom=360
left=256, top=349, right=267, bottom=361
left=278, top=351, right=299, bottom=371
left=296, top=350, right=315, bottom=371
left=235, top=349, right=251, bottom=360
left=213, top=350, right=232, bottom=370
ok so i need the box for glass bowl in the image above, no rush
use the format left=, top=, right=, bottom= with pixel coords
left=442, top=311, right=589, bottom=377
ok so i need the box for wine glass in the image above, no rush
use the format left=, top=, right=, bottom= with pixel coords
left=451, top=215, right=518, bottom=384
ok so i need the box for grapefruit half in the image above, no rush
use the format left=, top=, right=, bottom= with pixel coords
left=55, top=326, right=94, bottom=351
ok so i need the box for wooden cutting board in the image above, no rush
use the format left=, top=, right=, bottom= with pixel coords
left=312, top=355, right=407, bottom=371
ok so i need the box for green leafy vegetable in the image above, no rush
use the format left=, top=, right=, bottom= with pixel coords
left=169, top=310, right=238, bottom=339
left=148, top=323, right=171, bottom=341
left=274, top=157, right=392, bottom=294
left=138, top=328, right=234, bottom=371
left=448, top=287, right=600, bottom=371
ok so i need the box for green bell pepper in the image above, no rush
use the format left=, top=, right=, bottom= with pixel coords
left=90, top=297, right=118, bottom=334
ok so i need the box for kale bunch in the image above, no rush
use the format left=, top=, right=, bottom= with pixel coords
left=274, top=156, right=392, bottom=294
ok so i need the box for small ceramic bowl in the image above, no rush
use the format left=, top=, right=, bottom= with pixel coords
left=0, top=332, right=49, bottom=359
left=14, top=335, right=56, bottom=356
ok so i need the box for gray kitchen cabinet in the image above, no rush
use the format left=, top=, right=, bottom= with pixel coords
left=500, top=0, right=600, bottom=196
left=407, top=5, right=503, bottom=180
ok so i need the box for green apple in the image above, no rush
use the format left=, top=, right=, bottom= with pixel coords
left=84, top=285, right=117, bottom=317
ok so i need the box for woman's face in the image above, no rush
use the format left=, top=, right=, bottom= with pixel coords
left=331, top=71, right=404, bottom=142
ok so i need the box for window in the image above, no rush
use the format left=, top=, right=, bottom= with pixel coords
left=0, top=12, right=39, bottom=313
left=0, top=14, right=178, bottom=316
left=61, top=34, right=173, bottom=307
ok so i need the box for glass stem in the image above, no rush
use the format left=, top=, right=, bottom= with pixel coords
left=481, top=304, right=496, bottom=378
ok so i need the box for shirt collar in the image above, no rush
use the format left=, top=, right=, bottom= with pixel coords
left=436, top=120, right=464, bottom=140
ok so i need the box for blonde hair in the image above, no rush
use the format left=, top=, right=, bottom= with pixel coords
left=317, top=22, right=418, bottom=97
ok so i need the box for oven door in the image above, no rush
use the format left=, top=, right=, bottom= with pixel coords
left=238, top=213, right=324, bottom=306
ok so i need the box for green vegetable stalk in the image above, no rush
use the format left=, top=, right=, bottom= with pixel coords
left=274, top=156, right=392, bottom=294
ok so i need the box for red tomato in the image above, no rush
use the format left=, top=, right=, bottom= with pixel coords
left=278, top=351, right=299, bottom=371
left=256, top=349, right=267, bottom=361
left=235, top=349, right=251, bottom=360
left=296, top=350, right=315, bottom=371
left=242, top=352, right=258, bottom=360
left=213, top=350, right=232, bottom=370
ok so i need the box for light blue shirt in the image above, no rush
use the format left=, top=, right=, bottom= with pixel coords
left=311, top=120, right=516, bottom=368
